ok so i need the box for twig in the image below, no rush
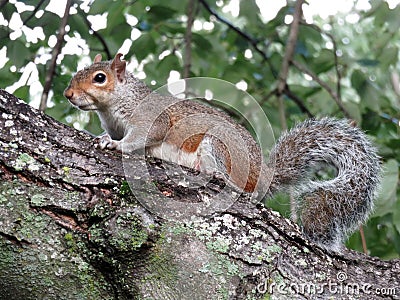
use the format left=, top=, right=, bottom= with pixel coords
left=198, top=0, right=260, bottom=56
left=359, top=226, right=368, bottom=255
left=301, top=22, right=342, bottom=107
left=22, top=0, right=46, bottom=26
left=197, top=0, right=278, bottom=78
left=259, top=87, right=313, bottom=118
left=39, top=0, right=72, bottom=111
left=284, top=87, right=313, bottom=117
left=77, top=7, right=112, bottom=60
left=197, top=0, right=312, bottom=118
left=76, top=7, right=111, bottom=59
left=183, top=0, right=196, bottom=78
left=277, top=0, right=304, bottom=130
left=291, top=60, right=351, bottom=119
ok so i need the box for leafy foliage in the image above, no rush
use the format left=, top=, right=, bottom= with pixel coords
left=0, top=0, right=398, bottom=258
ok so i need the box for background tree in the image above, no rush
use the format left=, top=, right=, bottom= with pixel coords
left=0, top=0, right=398, bottom=260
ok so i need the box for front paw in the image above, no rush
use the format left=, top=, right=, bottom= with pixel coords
left=96, top=134, right=121, bottom=150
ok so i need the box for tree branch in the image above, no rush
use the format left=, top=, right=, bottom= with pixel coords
left=197, top=0, right=278, bottom=78
left=301, top=21, right=343, bottom=108
left=183, top=0, right=196, bottom=78
left=22, top=0, right=46, bottom=26
left=276, top=0, right=304, bottom=130
left=284, top=86, right=313, bottom=117
left=198, top=0, right=261, bottom=56
left=291, top=59, right=352, bottom=119
left=39, top=0, right=72, bottom=111
left=277, top=0, right=303, bottom=94
left=197, top=0, right=316, bottom=119
left=77, top=7, right=112, bottom=60
left=260, top=88, right=313, bottom=118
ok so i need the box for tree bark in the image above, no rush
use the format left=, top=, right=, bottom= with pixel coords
left=0, top=89, right=399, bottom=299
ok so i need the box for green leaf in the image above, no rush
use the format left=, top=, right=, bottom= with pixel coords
left=298, top=25, right=323, bottom=53
left=158, top=23, right=185, bottom=35
left=34, top=11, right=60, bottom=36
left=1, top=2, right=17, bottom=21
left=143, top=60, right=161, bottom=87
left=192, top=33, right=213, bottom=51
left=46, top=99, right=73, bottom=122
left=0, top=61, right=19, bottom=88
left=372, top=0, right=389, bottom=26
left=13, top=85, right=29, bottom=101
left=8, top=40, right=30, bottom=68
left=290, top=85, right=322, bottom=99
left=84, top=112, right=103, bottom=136
left=393, top=200, right=400, bottom=236
left=347, top=215, right=400, bottom=259
left=0, top=27, right=9, bottom=47
left=89, top=0, right=113, bottom=15
left=350, top=69, right=380, bottom=112
left=148, top=5, right=177, bottom=22
left=69, top=13, right=91, bottom=40
left=130, top=33, right=157, bottom=62
left=311, top=49, right=335, bottom=74
left=105, top=2, right=126, bottom=31
left=157, top=54, right=181, bottom=79
left=350, top=69, right=366, bottom=91
left=62, top=55, right=78, bottom=72
left=53, top=73, right=72, bottom=99
left=373, top=1, right=400, bottom=33
left=374, top=32, right=393, bottom=51
left=342, top=100, right=362, bottom=124
left=374, top=159, right=398, bottom=217
left=239, top=0, right=261, bottom=25
left=378, top=46, right=398, bottom=69
left=109, top=22, right=132, bottom=47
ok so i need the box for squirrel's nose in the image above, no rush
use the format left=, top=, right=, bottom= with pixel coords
left=64, top=88, right=73, bottom=100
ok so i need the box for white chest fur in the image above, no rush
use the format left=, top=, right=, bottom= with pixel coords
left=148, top=136, right=221, bottom=174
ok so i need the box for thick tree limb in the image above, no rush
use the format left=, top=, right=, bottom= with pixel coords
left=0, top=89, right=399, bottom=299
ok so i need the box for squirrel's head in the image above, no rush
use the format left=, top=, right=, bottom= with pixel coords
left=64, top=53, right=127, bottom=111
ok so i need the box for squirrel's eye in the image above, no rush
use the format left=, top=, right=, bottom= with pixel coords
left=93, top=73, right=106, bottom=84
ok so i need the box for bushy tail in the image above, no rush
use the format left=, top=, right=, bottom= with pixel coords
left=267, top=117, right=380, bottom=250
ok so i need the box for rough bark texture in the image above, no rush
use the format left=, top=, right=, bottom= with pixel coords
left=0, top=89, right=399, bottom=300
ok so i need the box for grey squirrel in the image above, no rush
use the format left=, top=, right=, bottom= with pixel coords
left=64, top=53, right=380, bottom=251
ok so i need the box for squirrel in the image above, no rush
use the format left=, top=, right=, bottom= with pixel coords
left=64, top=53, right=380, bottom=251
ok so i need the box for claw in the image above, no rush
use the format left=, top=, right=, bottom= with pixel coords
left=97, top=134, right=121, bottom=150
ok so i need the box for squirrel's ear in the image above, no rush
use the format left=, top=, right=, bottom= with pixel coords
left=111, top=53, right=126, bottom=83
left=94, top=54, right=102, bottom=63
